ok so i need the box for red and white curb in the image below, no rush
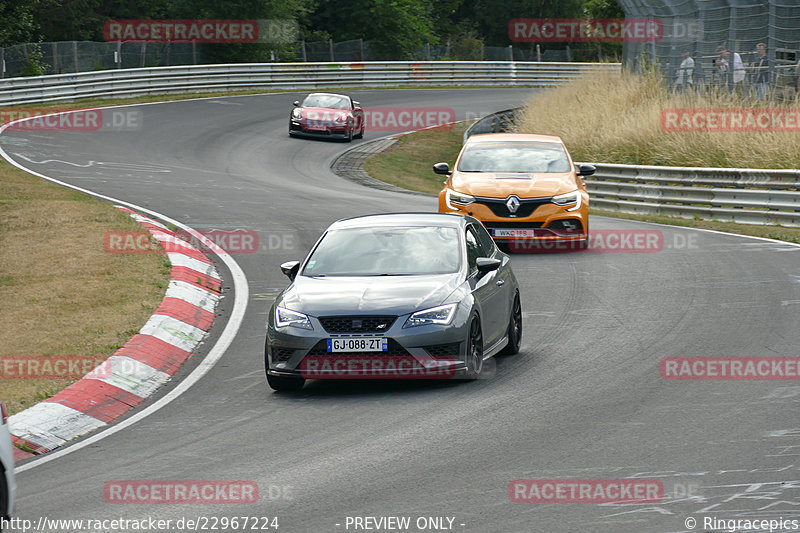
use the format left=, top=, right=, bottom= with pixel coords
left=10, top=207, right=220, bottom=461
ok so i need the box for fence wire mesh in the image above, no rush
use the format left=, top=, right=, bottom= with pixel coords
left=0, top=39, right=584, bottom=79
left=618, top=0, right=800, bottom=98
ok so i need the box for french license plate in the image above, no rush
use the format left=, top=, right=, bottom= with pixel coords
left=492, top=229, right=537, bottom=238
left=327, top=337, right=388, bottom=352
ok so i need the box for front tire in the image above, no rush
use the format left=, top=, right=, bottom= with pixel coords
left=465, top=315, right=484, bottom=379
left=499, top=292, right=522, bottom=355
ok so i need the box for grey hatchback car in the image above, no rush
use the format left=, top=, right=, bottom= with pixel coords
left=264, top=213, right=522, bottom=391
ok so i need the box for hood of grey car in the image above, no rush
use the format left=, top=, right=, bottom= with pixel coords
left=277, top=274, right=463, bottom=316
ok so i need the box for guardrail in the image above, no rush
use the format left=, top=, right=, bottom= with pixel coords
left=585, top=164, right=800, bottom=227
left=463, top=108, right=800, bottom=227
left=0, top=61, right=620, bottom=107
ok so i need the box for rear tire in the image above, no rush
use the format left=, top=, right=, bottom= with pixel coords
left=354, top=122, right=364, bottom=139
left=500, top=292, right=522, bottom=355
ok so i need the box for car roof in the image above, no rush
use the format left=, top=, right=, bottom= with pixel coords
left=329, top=212, right=471, bottom=230
left=306, top=92, right=350, bottom=99
left=466, top=132, right=564, bottom=144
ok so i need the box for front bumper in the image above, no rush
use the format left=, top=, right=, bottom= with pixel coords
left=266, top=311, right=472, bottom=379
left=289, top=120, right=350, bottom=138
left=438, top=190, right=589, bottom=243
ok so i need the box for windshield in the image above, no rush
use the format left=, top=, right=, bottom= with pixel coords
left=302, top=226, right=461, bottom=276
left=457, top=141, right=571, bottom=173
left=301, top=94, right=350, bottom=109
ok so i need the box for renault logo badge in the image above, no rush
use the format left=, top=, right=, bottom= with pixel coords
left=506, top=195, right=521, bottom=214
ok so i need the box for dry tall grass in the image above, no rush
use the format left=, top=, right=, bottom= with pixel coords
left=517, top=71, right=800, bottom=168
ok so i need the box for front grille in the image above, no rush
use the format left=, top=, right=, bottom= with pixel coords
left=475, top=196, right=552, bottom=218
left=424, top=343, right=461, bottom=358
left=484, top=221, right=544, bottom=229
left=271, top=347, right=295, bottom=362
left=319, top=315, right=397, bottom=334
left=307, top=338, right=411, bottom=357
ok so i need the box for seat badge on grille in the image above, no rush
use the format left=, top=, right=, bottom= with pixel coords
left=506, top=195, right=521, bottom=215
left=377, top=323, right=387, bottom=330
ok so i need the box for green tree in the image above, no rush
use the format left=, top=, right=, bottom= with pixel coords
left=309, top=0, right=435, bottom=59
left=455, top=0, right=584, bottom=46
left=0, top=0, right=41, bottom=46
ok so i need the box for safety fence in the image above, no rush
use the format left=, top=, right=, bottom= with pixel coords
left=0, top=61, right=620, bottom=106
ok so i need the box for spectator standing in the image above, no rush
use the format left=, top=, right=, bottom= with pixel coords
left=676, top=51, right=694, bottom=92
left=752, top=43, right=770, bottom=100
left=716, top=45, right=746, bottom=94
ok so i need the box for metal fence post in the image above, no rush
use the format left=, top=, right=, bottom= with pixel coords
left=116, top=41, right=122, bottom=68
left=192, top=41, right=197, bottom=65
left=507, top=45, right=513, bottom=61
left=359, top=38, right=364, bottom=61
left=301, top=40, right=307, bottom=62
left=329, top=39, right=334, bottom=61
left=73, top=41, right=78, bottom=73
left=536, top=44, right=541, bottom=62
left=52, top=42, right=58, bottom=73
left=140, top=42, right=146, bottom=67
left=1, top=48, right=4, bottom=78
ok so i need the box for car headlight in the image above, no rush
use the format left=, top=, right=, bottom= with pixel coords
left=291, top=108, right=302, bottom=119
left=552, top=190, right=582, bottom=212
left=403, top=303, right=458, bottom=328
left=275, top=306, right=313, bottom=330
left=334, top=113, right=348, bottom=124
left=445, top=189, right=475, bottom=210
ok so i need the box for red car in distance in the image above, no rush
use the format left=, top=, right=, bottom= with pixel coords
left=289, top=92, right=365, bottom=142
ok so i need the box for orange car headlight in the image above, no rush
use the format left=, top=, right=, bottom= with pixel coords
left=552, top=190, right=582, bottom=212
left=445, top=188, right=475, bottom=210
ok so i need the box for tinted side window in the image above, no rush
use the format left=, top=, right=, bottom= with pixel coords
left=465, top=228, right=481, bottom=272
left=473, top=223, right=496, bottom=256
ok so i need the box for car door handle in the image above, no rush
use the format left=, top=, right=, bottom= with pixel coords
left=496, top=279, right=505, bottom=286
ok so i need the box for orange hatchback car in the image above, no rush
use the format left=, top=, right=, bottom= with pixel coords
left=435, top=133, right=594, bottom=249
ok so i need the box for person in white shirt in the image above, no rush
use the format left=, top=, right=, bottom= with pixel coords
left=675, top=51, right=694, bottom=91
left=716, top=45, right=746, bottom=94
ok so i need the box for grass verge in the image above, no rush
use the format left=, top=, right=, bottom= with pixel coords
left=0, top=158, right=170, bottom=416
left=363, top=123, right=469, bottom=195
left=516, top=70, right=800, bottom=168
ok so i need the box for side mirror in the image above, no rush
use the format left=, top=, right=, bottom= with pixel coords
left=577, top=164, right=596, bottom=177
left=280, top=260, right=301, bottom=281
left=352, top=101, right=360, bottom=107
left=476, top=257, right=502, bottom=274
left=433, top=162, right=451, bottom=175
left=293, top=100, right=300, bottom=107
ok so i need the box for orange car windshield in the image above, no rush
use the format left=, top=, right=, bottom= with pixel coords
left=457, top=141, right=570, bottom=173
